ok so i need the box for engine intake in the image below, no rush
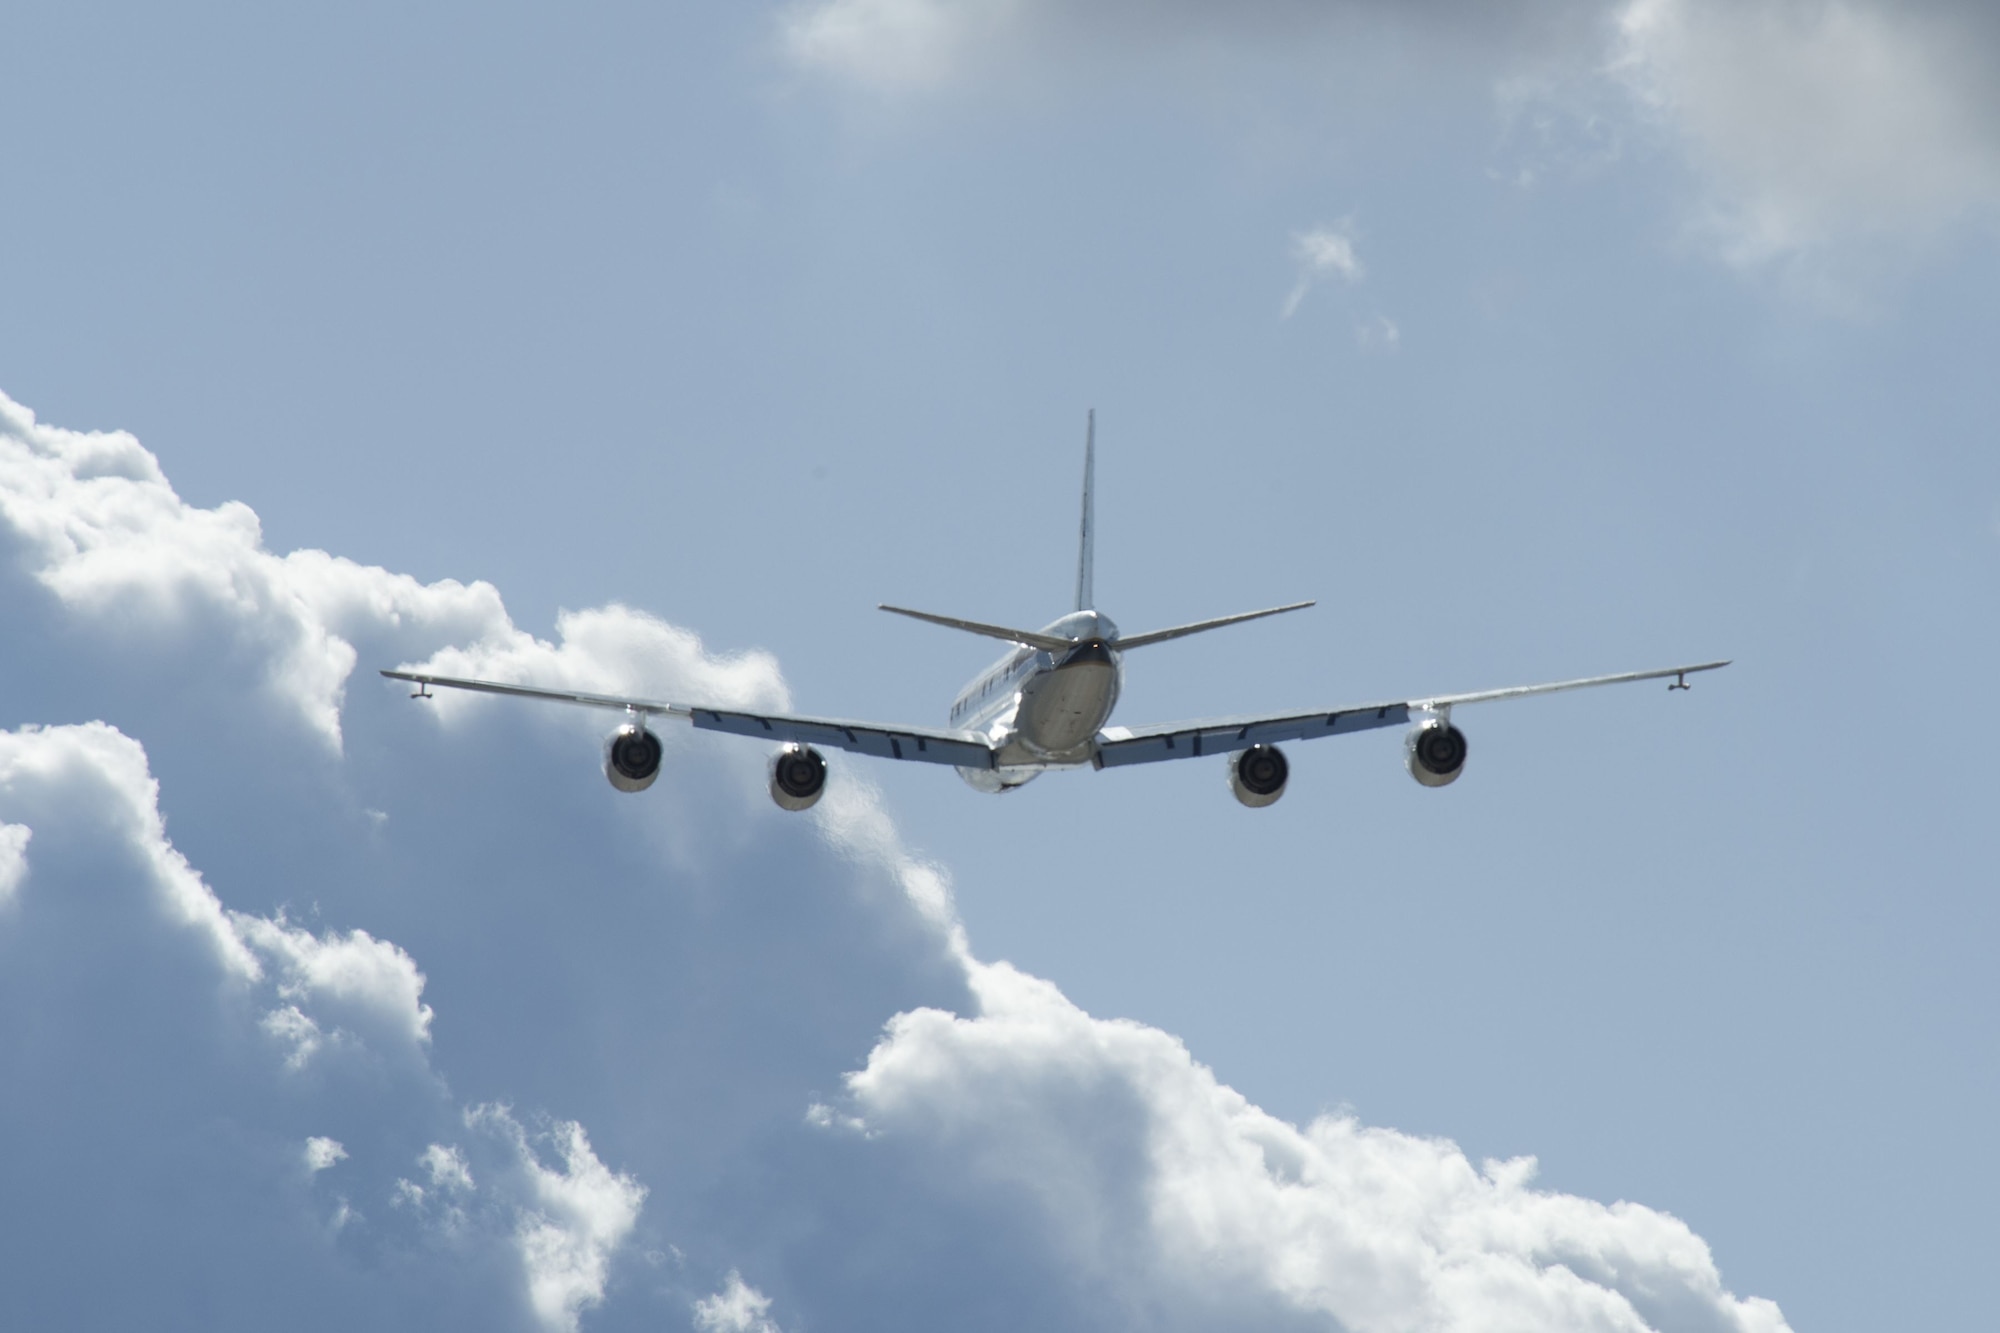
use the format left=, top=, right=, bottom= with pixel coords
left=1406, top=721, right=1468, bottom=788
left=1229, top=744, right=1289, bottom=808
left=770, top=744, right=829, bottom=811
left=604, top=724, right=663, bottom=793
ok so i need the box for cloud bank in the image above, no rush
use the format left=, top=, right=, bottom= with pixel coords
left=782, top=0, right=2000, bottom=272
left=0, top=388, right=1787, bottom=1330
left=1612, top=0, right=2000, bottom=266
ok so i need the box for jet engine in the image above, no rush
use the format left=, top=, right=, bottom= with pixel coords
left=1405, top=721, right=1468, bottom=788
left=604, top=723, right=663, bottom=793
left=769, top=744, right=829, bottom=812
left=1229, top=744, right=1289, bottom=808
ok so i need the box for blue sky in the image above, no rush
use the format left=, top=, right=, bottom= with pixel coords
left=3, top=2, right=1997, bottom=1330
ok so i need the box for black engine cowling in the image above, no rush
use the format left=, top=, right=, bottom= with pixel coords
left=769, top=744, right=828, bottom=812
left=604, top=724, right=663, bottom=793
left=1405, top=721, right=1468, bottom=788
left=1229, top=744, right=1289, bottom=808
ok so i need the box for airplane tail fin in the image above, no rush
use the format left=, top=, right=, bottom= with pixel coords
left=881, top=412, right=1314, bottom=654
left=1075, top=410, right=1095, bottom=612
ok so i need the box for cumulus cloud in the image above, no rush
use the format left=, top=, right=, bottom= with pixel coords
left=695, top=1271, right=787, bottom=1333
left=422, top=1142, right=476, bottom=1194
left=835, top=960, right=1789, bottom=1332
left=0, top=395, right=493, bottom=751
left=465, top=1107, right=647, bottom=1333
left=0, top=719, right=257, bottom=979
left=0, top=820, right=29, bottom=903
left=0, top=385, right=1787, bottom=1332
left=0, top=386, right=970, bottom=1330
left=235, top=914, right=435, bottom=1055
left=305, top=1136, right=350, bottom=1173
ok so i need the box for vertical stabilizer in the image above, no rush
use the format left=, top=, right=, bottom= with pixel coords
left=1075, top=410, right=1096, bottom=611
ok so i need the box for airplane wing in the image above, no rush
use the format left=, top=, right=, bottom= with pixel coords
left=379, top=670, right=997, bottom=769
left=1092, top=660, right=1729, bottom=768
left=685, top=706, right=995, bottom=768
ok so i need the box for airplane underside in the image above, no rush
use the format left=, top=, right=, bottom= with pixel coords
left=955, top=647, right=1122, bottom=793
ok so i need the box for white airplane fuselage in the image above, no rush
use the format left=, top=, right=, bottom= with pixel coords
left=948, top=610, right=1125, bottom=791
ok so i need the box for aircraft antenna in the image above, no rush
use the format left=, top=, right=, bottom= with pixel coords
left=1075, top=410, right=1095, bottom=612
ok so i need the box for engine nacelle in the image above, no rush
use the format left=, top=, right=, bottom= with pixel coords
left=604, top=723, right=663, bottom=793
left=1229, top=744, right=1289, bottom=808
left=1405, top=721, right=1468, bottom=788
left=769, top=744, right=829, bottom=812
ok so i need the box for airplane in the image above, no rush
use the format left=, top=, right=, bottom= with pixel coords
left=383, top=413, right=1728, bottom=811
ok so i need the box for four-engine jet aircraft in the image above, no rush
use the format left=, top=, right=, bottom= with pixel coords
left=384, top=415, right=1727, bottom=811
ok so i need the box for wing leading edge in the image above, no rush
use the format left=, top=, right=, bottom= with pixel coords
left=379, top=669, right=996, bottom=769
left=1093, top=660, right=1730, bottom=769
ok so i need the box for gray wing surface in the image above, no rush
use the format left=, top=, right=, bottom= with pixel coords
left=1095, top=703, right=1411, bottom=767
left=685, top=707, right=994, bottom=768
left=380, top=669, right=995, bottom=769
left=1093, top=660, right=1728, bottom=769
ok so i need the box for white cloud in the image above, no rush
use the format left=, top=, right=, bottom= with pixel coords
left=0, top=720, right=259, bottom=979
left=0, top=394, right=504, bottom=751
left=0, top=719, right=496, bottom=1322
left=782, top=0, right=1026, bottom=91
left=469, top=1106, right=647, bottom=1333
left=0, top=712, right=658, bottom=1329
left=1612, top=0, right=2000, bottom=267
left=782, top=0, right=1600, bottom=92
left=1282, top=224, right=1366, bottom=318
left=305, top=1136, right=349, bottom=1173
left=780, top=0, right=2000, bottom=282
left=235, top=914, right=435, bottom=1056
left=695, top=1271, right=787, bottom=1333
left=835, top=958, right=1792, bottom=1332
left=0, top=821, right=29, bottom=903
left=422, top=1142, right=476, bottom=1194
left=0, top=716, right=435, bottom=1074
left=263, top=1003, right=327, bottom=1070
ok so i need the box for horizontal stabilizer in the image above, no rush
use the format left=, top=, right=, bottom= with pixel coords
left=878, top=605, right=1076, bottom=653
left=1115, top=600, right=1316, bottom=650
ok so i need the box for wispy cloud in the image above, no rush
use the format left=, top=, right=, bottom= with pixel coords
left=1356, top=312, right=1401, bottom=349
left=1282, top=223, right=1366, bottom=318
